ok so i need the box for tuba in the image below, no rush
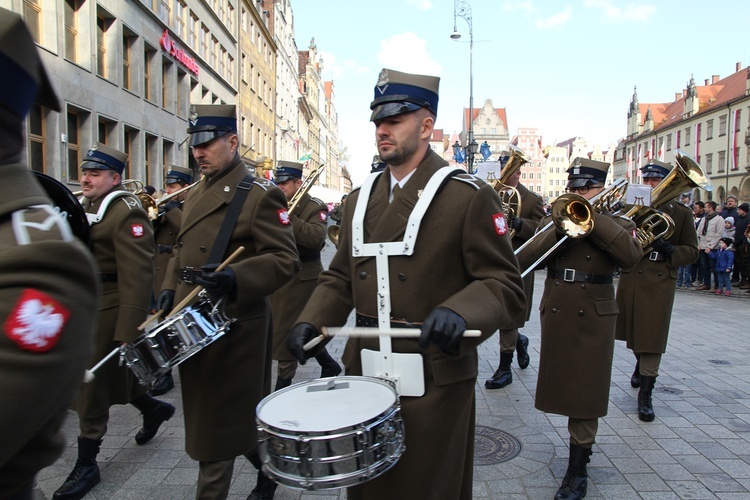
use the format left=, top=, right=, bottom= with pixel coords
left=624, top=150, right=712, bottom=251
left=327, top=224, right=340, bottom=248
left=288, top=164, right=324, bottom=215
left=492, top=145, right=531, bottom=238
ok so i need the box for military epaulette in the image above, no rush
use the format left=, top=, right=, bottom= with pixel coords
left=252, top=177, right=272, bottom=191
left=310, top=196, right=325, bottom=205
left=451, top=172, right=485, bottom=190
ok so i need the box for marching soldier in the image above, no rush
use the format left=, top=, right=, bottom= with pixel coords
left=517, top=158, right=642, bottom=500
left=287, top=68, right=525, bottom=499
left=54, top=143, right=175, bottom=499
left=0, top=9, right=98, bottom=499
left=156, top=104, right=298, bottom=499
left=616, top=160, right=699, bottom=422
left=149, top=165, right=193, bottom=397
left=271, top=161, right=341, bottom=390
left=486, top=158, right=545, bottom=389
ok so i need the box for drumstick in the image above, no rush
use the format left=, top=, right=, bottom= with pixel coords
left=167, top=246, right=245, bottom=317
left=138, top=310, right=164, bottom=331
left=303, top=326, right=482, bottom=351
left=83, top=346, right=120, bottom=383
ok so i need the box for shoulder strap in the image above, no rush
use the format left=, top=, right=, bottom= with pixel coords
left=85, top=191, right=133, bottom=225
left=207, top=174, right=254, bottom=265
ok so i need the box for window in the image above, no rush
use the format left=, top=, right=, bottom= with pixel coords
left=666, top=133, right=672, bottom=151
left=144, top=44, right=156, bottom=102
left=684, top=127, right=691, bottom=146
left=66, top=110, right=81, bottom=181
left=27, top=105, right=46, bottom=173
left=162, top=139, right=174, bottom=179
left=145, top=134, right=157, bottom=184
left=96, top=9, right=116, bottom=80
left=159, top=0, right=171, bottom=25
left=64, top=0, right=81, bottom=62
left=719, top=115, right=727, bottom=136
left=706, top=119, right=714, bottom=139
left=24, top=0, right=42, bottom=43
left=718, top=150, right=726, bottom=172
left=705, top=153, right=713, bottom=174
left=176, top=69, right=187, bottom=118
left=175, top=1, right=186, bottom=37
left=189, top=12, right=199, bottom=50
left=162, top=57, right=173, bottom=112
left=124, top=127, right=139, bottom=180
left=98, top=116, right=116, bottom=144
left=122, top=29, right=136, bottom=91
left=200, top=25, right=209, bottom=59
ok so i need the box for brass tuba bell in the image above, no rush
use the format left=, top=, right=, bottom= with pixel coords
left=492, top=145, right=532, bottom=238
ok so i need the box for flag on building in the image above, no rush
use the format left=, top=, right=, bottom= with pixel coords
left=694, top=123, right=700, bottom=159
left=636, top=143, right=642, bottom=169
left=732, top=109, right=740, bottom=170
left=658, top=138, right=665, bottom=161
left=626, top=148, right=633, bottom=181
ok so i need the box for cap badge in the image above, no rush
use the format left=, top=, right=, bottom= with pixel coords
left=189, top=106, right=198, bottom=126
left=376, top=69, right=390, bottom=95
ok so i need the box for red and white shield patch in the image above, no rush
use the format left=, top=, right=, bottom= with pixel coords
left=493, top=213, right=508, bottom=236
left=277, top=208, right=291, bottom=225
left=131, top=223, right=145, bottom=237
left=319, top=211, right=328, bottom=221
left=4, top=289, right=70, bottom=352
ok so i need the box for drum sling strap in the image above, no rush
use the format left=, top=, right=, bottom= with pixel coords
left=207, top=174, right=254, bottom=265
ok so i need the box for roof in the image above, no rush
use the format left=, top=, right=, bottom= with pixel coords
left=464, top=106, right=507, bottom=130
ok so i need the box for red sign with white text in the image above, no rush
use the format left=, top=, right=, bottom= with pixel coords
left=160, top=30, right=199, bottom=75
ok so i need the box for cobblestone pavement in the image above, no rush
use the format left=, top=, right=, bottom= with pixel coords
left=34, top=240, right=750, bottom=499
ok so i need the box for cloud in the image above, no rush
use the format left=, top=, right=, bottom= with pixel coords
left=406, top=0, right=432, bottom=9
left=583, top=0, right=656, bottom=22
left=535, top=6, right=573, bottom=29
left=377, top=33, right=443, bottom=76
left=502, top=1, right=537, bottom=14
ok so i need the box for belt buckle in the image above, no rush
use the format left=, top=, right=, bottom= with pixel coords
left=180, top=267, right=201, bottom=285
left=648, top=251, right=659, bottom=261
left=563, top=268, right=576, bottom=282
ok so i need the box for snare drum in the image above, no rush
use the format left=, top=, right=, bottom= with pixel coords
left=121, top=298, right=233, bottom=385
left=256, top=376, right=404, bottom=490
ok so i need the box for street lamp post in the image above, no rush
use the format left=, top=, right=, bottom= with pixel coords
left=451, top=0, right=474, bottom=173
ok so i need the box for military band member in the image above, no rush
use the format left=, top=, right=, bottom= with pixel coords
left=287, top=68, right=525, bottom=500
left=615, top=160, right=699, bottom=422
left=0, top=10, right=98, bottom=499
left=271, top=161, right=341, bottom=390
left=54, top=143, right=174, bottom=499
left=517, top=158, right=642, bottom=500
left=149, top=165, right=193, bottom=397
left=157, top=104, right=298, bottom=500
left=486, top=160, right=545, bottom=389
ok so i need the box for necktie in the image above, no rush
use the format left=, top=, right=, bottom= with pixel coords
left=391, top=184, right=401, bottom=203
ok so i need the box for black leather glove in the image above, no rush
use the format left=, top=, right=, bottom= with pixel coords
left=419, top=307, right=467, bottom=352
left=156, top=289, right=175, bottom=313
left=195, top=264, right=236, bottom=301
left=651, top=238, right=675, bottom=256
left=509, top=215, right=523, bottom=232
left=287, top=323, right=320, bottom=365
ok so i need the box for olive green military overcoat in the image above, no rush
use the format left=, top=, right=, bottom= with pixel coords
left=510, top=182, right=546, bottom=324
left=518, top=211, right=642, bottom=419
left=0, top=165, right=98, bottom=497
left=616, top=200, right=699, bottom=353
left=152, top=202, right=182, bottom=298
left=271, top=192, right=327, bottom=361
left=162, top=157, right=298, bottom=461
left=296, top=149, right=525, bottom=500
left=73, top=187, right=155, bottom=419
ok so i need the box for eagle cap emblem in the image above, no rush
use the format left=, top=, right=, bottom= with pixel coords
left=376, top=69, right=390, bottom=95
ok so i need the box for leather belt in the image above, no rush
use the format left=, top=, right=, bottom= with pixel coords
left=99, top=273, right=118, bottom=283
left=647, top=251, right=667, bottom=262
left=356, top=313, right=422, bottom=329
left=180, top=266, right=203, bottom=285
left=300, top=253, right=321, bottom=263
left=547, top=268, right=613, bottom=284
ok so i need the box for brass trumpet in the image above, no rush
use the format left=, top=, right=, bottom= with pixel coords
left=492, top=145, right=531, bottom=239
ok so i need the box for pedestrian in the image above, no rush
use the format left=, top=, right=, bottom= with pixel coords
left=0, top=9, right=99, bottom=499
left=149, top=165, right=195, bottom=397
left=690, top=201, right=706, bottom=286
left=734, top=203, right=750, bottom=288
left=695, top=201, right=724, bottom=290
left=156, top=104, right=299, bottom=500
left=271, top=160, right=341, bottom=390
left=615, top=160, right=699, bottom=423
left=485, top=154, right=545, bottom=389
left=723, top=216, right=735, bottom=240
left=719, top=194, right=739, bottom=220
left=516, top=158, right=642, bottom=499
left=287, top=68, right=525, bottom=499
left=54, top=143, right=175, bottom=500
left=712, top=237, right=735, bottom=296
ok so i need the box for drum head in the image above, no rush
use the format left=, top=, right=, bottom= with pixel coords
left=257, top=376, right=397, bottom=433
left=32, top=171, right=90, bottom=244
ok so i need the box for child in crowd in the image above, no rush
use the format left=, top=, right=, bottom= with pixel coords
left=712, top=237, right=735, bottom=296
left=723, top=216, right=735, bottom=240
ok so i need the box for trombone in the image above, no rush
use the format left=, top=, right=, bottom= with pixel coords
left=517, top=177, right=629, bottom=278
left=288, top=164, right=324, bottom=215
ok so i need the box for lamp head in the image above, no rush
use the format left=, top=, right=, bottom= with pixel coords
left=450, top=30, right=462, bottom=40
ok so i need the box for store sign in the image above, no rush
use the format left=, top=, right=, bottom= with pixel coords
left=160, top=30, right=199, bottom=75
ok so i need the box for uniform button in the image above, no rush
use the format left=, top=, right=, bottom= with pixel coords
left=658, top=272, right=663, bottom=276
left=638, top=270, right=643, bottom=274
left=586, top=255, right=592, bottom=261
left=398, top=273, right=406, bottom=281
left=200, top=246, right=206, bottom=252
left=578, top=310, right=584, bottom=316
left=551, top=307, right=558, bottom=313
left=554, top=281, right=560, bottom=286
left=359, top=272, right=367, bottom=280
left=581, top=283, right=587, bottom=289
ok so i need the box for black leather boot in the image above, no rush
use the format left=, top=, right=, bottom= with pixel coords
left=638, top=375, right=656, bottom=422
left=485, top=352, right=513, bottom=389
left=630, top=355, right=641, bottom=388
left=53, top=437, right=102, bottom=499
left=247, top=469, right=278, bottom=500
left=555, top=444, right=592, bottom=500
left=148, top=370, right=174, bottom=396
left=516, top=334, right=530, bottom=369
left=274, top=376, right=292, bottom=391
left=315, top=349, right=342, bottom=378
left=131, top=394, right=175, bottom=445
